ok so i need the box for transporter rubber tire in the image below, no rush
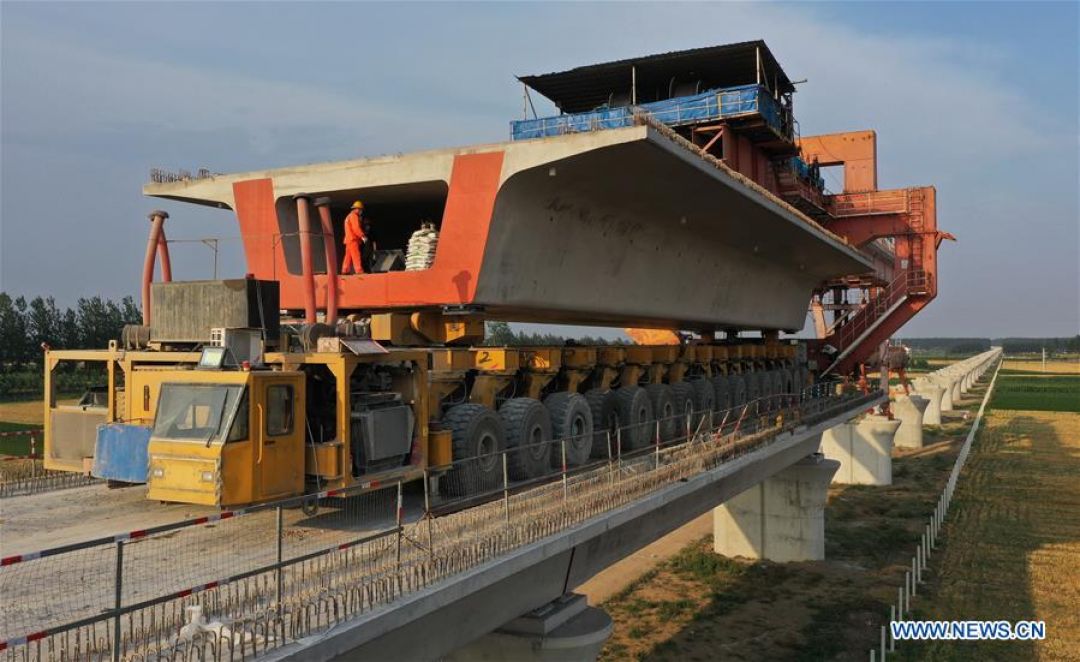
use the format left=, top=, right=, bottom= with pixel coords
left=730, top=374, right=748, bottom=409
left=771, top=370, right=786, bottom=399
left=613, top=386, right=654, bottom=451
left=670, top=382, right=696, bottom=437
left=773, top=368, right=796, bottom=410
left=797, top=366, right=811, bottom=396
left=763, top=369, right=785, bottom=411
left=543, top=392, right=594, bottom=467
left=443, top=403, right=506, bottom=497
left=712, top=375, right=733, bottom=415
left=745, top=371, right=763, bottom=404
left=781, top=368, right=796, bottom=396
left=585, top=388, right=618, bottom=458
left=689, top=378, right=715, bottom=432
left=645, top=384, right=677, bottom=442
left=756, top=369, right=773, bottom=395
left=500, top=397, right=553, bottom=481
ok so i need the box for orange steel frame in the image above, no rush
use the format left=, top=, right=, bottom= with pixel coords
left=231, top=152, right=505, bottom=315
left=802, top=131, right=953, bottom=376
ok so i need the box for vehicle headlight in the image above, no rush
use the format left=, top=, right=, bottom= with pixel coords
left=151, top=467, right=165, bottom=478
left=200, top=471, right=215, bottom=483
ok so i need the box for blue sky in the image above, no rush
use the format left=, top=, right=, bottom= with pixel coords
left=1, top=1, right=1077, bottom=337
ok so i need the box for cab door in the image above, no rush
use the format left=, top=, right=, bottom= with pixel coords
left=253, top=373, right=306, bottom=501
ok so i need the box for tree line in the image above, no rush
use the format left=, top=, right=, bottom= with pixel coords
left=483, top=321, right=629, bottom=347
left=0, top=292, right=142, bottom=370
left=902, top=336, right=1080, bottom=356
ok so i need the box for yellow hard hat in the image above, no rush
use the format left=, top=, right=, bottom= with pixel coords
left=351, top=200, right=364, bottom=210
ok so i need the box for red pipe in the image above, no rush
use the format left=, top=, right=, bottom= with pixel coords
left=314, top=197, right=339, bottom=325
left=157, top=228, right=173, bottom=282
left=142, top=211, right=168, bottom=326
left=293, top=194, right=318, bottom=324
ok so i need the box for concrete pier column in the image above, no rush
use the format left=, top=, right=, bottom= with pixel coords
left=893, top=395, right=930, bottom=449
left=713, top=454, right=840, bottom=562
left=951, top=376, right=962, bottom=403
left=915, top=380, right=945, bottom=426
left=447, top=594, right=612, bottom=662
left=820, top=415, right=898, bottom=485
left=934, top=376, right=955, bottom=411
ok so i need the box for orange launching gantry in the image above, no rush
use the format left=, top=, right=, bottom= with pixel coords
left=798, top=131, right=954, bottom=376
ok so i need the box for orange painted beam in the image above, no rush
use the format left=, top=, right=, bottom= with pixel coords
left=825, top=213, right=910, bottom=246
left=798, top=130, right=877, bottom=193
left=231, top=152, right=505, bottom=312
left=625, top=328, right=680, bottom=345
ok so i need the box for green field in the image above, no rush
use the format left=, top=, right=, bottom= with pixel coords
left=990, top=374, right=1080, bottom=412
left=0, top=421, right=40, bottom=456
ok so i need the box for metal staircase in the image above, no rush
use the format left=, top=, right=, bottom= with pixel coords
left=822, top=269, right=929, bottom=375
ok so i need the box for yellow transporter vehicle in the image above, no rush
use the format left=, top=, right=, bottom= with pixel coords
left=141, top=348, right=432, bottom=506
left=42, top=279, right=805, bottom=508
left=140, top=368, right=305, bottom=505
left=44, top=345, right=433, bottom=508
left=43, top=280, right=438, bottom=507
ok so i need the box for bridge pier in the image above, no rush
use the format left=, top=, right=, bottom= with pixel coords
left=819, top=415, right=899, bottom=485
left=950, top=375, right=963, bottom=403
left=892, top=394, right=930, bottom=449
left=935, top=376, right=955, bottom=411
left=713, top=453, right=840, bottom=562
left=447, top=593, right=612, bottom=662
left=914, top=380, right=945, bottom=425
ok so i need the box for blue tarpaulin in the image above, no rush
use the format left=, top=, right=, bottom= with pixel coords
left=92, top=423, right=152, bottom=483
left=789, top=156, right=826, bottom=191
left=511, top=84, right=785, bottom=141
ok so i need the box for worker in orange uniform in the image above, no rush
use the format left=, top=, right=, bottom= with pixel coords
left=341, top=200, right=366, bottom=275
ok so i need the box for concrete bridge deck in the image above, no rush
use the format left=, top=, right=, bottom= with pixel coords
left=268, top=392, right=884, bottom=661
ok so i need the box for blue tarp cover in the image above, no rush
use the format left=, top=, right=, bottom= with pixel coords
left=511, top=84, right=783, bottom=141
left=789, top=156, right=826, bottom=191
left=92, top=423, right=152, bottom=483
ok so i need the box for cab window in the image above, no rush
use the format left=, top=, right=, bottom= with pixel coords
left=153, top=384, right=243, bottom=442
left=266, top=385, right=294, bottom=436
left=226, top=389, right=249, bottom=442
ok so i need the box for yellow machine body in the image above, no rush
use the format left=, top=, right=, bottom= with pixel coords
left=144, top=369, right=306, bottom=507
left=40, top=337, right=805, bottom=508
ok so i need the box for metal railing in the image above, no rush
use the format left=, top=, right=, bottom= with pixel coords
left=148, top=168, right=217, bottom=184
left=829, top=189, right=910, bottom=217
left=511, top=84, right=792, bottom=143
left=868, top=350, right=1002, bottom=661
left=830, top=270, right=929, bottom=356
left=1, top=384, right=874, bottom=661
left=0, top=430, right=100, bottom=498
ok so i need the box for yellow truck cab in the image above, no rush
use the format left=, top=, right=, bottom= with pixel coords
left=146, top=361, right=306, bottom=507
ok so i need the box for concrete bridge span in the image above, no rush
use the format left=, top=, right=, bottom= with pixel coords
left=268, top=393, right=884, bottom=661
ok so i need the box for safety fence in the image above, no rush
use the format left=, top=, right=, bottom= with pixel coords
left=0, top=429, right=99, bottom=499
left=1, top=384, right=876, bottom=661
left=867, top=349, right=1003, bottom=661
left=0, top=428, right=42, bottom=458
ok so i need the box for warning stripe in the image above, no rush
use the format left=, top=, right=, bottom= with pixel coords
left=1, top=454, right=41, bottom=462
left=1, top=551, right=41, bottom=566
left=0, top=428, right=42, bottom=438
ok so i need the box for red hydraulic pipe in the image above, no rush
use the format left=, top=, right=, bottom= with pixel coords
left=157, top=228, right=173, bottom=282
left=314, top=197, right=339, bottom=325
left=142, top=210, right=169, bottom=326
left=293, top=194, right=318, bottom=324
